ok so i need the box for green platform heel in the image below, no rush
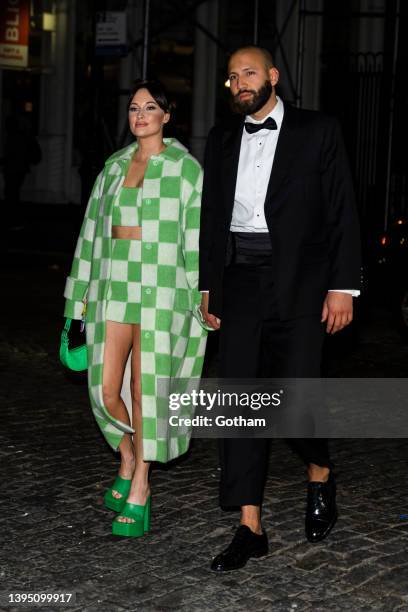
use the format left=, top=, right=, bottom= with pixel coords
left=104, top=476, right=132, bottom=512
left=112, top=496, right=151, bottom=538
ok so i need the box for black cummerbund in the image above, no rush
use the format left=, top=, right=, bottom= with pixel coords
left=228, top=232, right=272, bottom=266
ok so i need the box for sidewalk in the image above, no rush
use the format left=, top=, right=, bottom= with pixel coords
left=1, top=259, right=408, bottom=611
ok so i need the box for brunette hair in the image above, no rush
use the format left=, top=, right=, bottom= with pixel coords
left=127, top=79, right=172, bottom=113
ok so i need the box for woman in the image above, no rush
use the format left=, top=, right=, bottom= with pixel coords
left=63, top=80, right=208, bottom=537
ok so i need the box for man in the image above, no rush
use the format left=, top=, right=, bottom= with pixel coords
left=199, top=46, right=361, bottom=572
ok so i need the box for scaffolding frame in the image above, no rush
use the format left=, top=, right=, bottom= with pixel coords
left=123, top=0, right=403, bottom=228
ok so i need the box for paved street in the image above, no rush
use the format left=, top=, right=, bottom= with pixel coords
left=1, top=255, right=408, bottom=611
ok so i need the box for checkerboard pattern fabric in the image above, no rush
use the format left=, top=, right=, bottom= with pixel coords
left=63, top=138, right=208, bottom=462
left=112, top=186, right=141, bottom=226
left=105, top=239, right=141, bottom=323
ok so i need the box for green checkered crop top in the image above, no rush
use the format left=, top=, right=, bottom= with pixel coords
left=112, top=186, right=142, bottom=226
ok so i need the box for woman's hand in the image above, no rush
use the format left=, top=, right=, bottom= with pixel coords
left=200, top=292, right=221, bottom=330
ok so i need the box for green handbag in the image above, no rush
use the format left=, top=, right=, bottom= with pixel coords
left=59, top=318, right=88, bottom=371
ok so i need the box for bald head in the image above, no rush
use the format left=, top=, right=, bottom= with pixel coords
left=229, top=46, right=275, bottom=73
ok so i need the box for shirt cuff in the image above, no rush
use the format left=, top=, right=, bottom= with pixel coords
left=200, top=290, right=209, bottom=293
left=329, top=289, right=360, bottom=297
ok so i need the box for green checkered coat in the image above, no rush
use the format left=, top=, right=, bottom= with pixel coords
left=63, top=138, right=208, bottom=462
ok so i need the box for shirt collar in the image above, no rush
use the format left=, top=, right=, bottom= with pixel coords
left=244, top=95, right=284, bottom=131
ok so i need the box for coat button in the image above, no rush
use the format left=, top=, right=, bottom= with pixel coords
left=145, top=288, right=151, bottom=294
left=153, top=160, right=159, bottom=166
left=146, top=244, right=152, bottom=250
left=144, top=332, right=150, bottom=338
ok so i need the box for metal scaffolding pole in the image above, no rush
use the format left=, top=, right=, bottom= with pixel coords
left=273, top=0, right=300, bottom=103
left=253, top=0, right=259, bottom=44
left=383, top=0, right=400, bottom=231
left=142, top=0, right=150, bottom=79
left=296, top=0, right=306, bottom=107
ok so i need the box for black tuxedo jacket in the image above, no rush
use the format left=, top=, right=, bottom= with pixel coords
left=199, top=102, right=362, bottom=320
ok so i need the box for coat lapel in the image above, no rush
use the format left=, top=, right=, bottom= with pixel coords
left=264, top=103, right=301, bottom=212
left=221, top=118, right=244, bottom=219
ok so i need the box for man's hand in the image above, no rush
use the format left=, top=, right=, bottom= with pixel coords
left=321, top=292, right=353, bottom=334
left=200, top=292, right=221, bottom=330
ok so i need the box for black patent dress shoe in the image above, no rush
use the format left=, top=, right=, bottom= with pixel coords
left=305, top=472, right=337, bottom=543
left=210, top=525, right=268, bottom=572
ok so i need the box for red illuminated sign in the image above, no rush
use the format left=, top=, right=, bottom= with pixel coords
left=0, top=0, right=30, bottom=69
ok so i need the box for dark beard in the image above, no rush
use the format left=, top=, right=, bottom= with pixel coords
left=231, top=80, right=273, bottom=115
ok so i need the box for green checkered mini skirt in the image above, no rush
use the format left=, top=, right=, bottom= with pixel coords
left=106, top=186, right=142, bottom=324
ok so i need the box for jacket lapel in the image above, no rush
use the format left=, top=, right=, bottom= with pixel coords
left=264, top=103, right=301, bottom=212
left=221, top=118, right=244, bottom=220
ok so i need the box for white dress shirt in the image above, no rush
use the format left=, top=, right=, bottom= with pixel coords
left=231, top=96, right=284, bottom=233
left=229, top=96, right=359, bottom=297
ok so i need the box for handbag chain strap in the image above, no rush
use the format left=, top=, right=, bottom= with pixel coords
left=61, top=318, right=72, bottom=346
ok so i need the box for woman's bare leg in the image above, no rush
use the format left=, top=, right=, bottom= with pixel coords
left=103, top=320, right=135, bottom=499
left=117, top=324, right=151, bottom=522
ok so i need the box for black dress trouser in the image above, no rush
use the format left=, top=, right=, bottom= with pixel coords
left=218, top=243, right=332, bottom=507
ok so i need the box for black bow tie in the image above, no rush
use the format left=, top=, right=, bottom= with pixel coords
left=244, top=116, right=277, bottom=134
